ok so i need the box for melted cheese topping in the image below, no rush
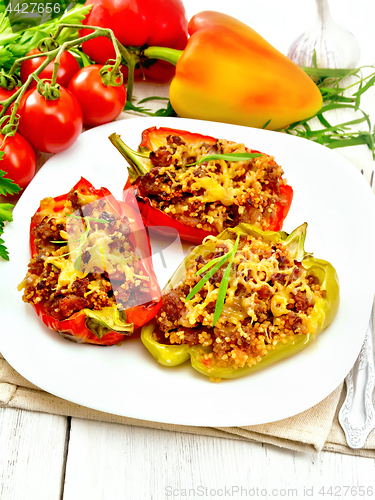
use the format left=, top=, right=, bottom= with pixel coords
left=171, top=160, right=258, bottom=206
left=44, top=229, right=140, bottom=291
left=181, top=234, right=320, bottom=333
left=45, top=256, right=86, bottom=288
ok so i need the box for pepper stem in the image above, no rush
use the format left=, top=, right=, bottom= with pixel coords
left=142, top=46, right=183, bottom=67
left=108, top=133, right=153, bottom=183
left=282, top=222, right=308, bottom=261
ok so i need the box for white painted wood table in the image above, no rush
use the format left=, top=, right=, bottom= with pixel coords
left=1, top=1, right=375, bottom=498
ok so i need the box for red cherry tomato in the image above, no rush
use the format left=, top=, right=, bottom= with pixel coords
left=0, top=87, right=19, bottom=117
left=68, top=65, right=127, bottom=126
left=0, top=132, right=36, bottom=190
left=20, top=49, right=80, bottom=88
left=17, top=87, right=83, bottom=154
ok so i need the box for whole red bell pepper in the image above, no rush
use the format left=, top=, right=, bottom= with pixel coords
left=80, top=0, right=188, bottom=83
left=110, top=127, right=294, bottom=244
left=22, top=177, right=161, bottom=346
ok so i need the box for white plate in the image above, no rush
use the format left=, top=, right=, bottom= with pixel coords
left=1, top=116, right=375, bottom=427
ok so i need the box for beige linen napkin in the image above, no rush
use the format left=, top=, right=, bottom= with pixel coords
left=1, top=351, right=374, bottom=457
left=1, top=154, right=374, bottom=458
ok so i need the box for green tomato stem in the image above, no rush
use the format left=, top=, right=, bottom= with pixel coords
left=9, top=51, right=48, bottom=76
left=1, top=51, right=59, bottom=124
left=0, top=24, right=136, bottom=133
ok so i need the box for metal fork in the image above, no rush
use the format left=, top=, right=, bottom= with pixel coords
left=339, top=305, right=375, bottom=448
left=338, top=167, right=375, bottom=449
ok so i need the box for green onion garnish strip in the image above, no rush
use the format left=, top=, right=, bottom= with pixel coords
left=213, top=255, right=235, bottom=327
left=51, top=214, right=110, bottom=270
left=66, top=214, right=110, bottom=224
left=195, top=255, right=226, bottom=276
left=50, top=238, right=81, bottom=244
left=57, top=230, right=89, bottom=262
left=185, top=234, right=240, bottom=326
left=74, top=231, right=89, bottom=272
left=186, top=152, right=263, bottom=167
left=185, top=257, right=230, bottom=302
left=213, top=235, right=240, bottom=326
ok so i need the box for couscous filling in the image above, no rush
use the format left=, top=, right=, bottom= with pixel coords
left=137, top=134, right=289, bottom=233
left=19, top=186, right=151, bottom=320
left=155, top=232, right=326, bottom=371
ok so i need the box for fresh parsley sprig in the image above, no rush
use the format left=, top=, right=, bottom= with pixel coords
left=0, top=3, right=92, bottom=71
left=0, top=167, right=22, bottom=196
left=0, top=159, right=22, bottom=260
left=186, top=234, right=240, bottom=327
left=0, top=232, right=9, bottom=260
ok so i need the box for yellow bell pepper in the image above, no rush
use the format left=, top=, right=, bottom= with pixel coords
left=144, top=11, right=323, bottom=130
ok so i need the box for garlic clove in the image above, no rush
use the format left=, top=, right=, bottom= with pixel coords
left=287, top=0, right=361, bottom=69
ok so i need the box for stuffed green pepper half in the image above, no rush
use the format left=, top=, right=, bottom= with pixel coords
left=141, top=223, right=339, bottom=380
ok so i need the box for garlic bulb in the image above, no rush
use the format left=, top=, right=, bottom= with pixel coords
left=287, top=0, right=360, bottom=69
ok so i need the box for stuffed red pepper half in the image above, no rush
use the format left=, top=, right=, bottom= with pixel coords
left=19, top=177, right=161, bottom=345
left=109, top=127, right=293, bottom=244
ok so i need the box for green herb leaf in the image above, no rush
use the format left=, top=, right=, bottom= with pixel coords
left=195, top=255, right=226, bottom=276
left=138, top=96, right=169, bottom=104
left=59, top=230, right=87, bottom=258
left=0, top=3, right=92, bottom=71
left=212, top=235, right=240, bottom=326
left=0, top=169, right=22, bottom=196
left=354, top=74, right=375, bottom=96
left=187, top=152, right=263, bottom=167
left=68, top=47, right=93, bottom=67
left=0, top=153, right=18, bottom=259
left=124, top=100, right=152, bottom=115
left=58, top=214, right=109, bottom=266
left=302, top=66, right=359, bottom=78
left=213, top=260, right=232, bottom=326
left=186, top=234, right=240, bottom=326
left=0, top=235, right=9, bottom=260
left=0, top=203, right=14, bottom=222
left=67, top=214, right=109, bottom=224
left=283, top=65, right=375, bottom=159
left=312, top=50, right=318, bottom=69
left=186, top=254, right=231, bottom=302
left=152, top=100, right=177, bottom=117
left=74, top=233, right=86, bottom=273
left=0, top=46, right=13, bottom=65
left=124, top=98, right=176, bottom=117
left=261, top=119, right=272, bottom=129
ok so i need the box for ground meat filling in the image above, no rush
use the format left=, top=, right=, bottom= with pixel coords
left=20, top=185, right=151, bottom=321
left=155, top=234, right=326, bottom=371
left=137, top=135, right=288, bottom=234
